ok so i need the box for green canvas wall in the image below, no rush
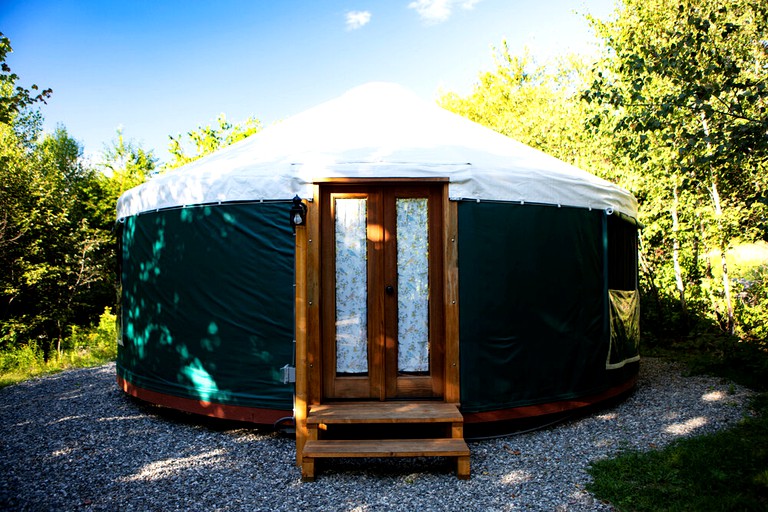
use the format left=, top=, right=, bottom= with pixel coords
left=117, top=202, right=295, bottom=411
left=457, top=202, right=637, bottom=413
left=117, top=199, right=639, bottom=418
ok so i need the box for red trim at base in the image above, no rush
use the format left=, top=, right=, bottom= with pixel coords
left=117, top=376, right=290, bottom=425
left=462, top=375, right=638, bottom=424
left=118, top=374, right=636, bottom=427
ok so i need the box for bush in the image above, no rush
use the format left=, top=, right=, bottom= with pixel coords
left=0, top=343, right=43, bottom=375
left=0, top=308, right=117, bottom=388
left=68, top=308, right=117, bottom=354
left=733, top=263, right=768, bottom=344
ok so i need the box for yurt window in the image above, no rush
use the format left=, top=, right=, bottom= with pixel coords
left=334, top=197, right=370, bottom=375
left=606, top=214, right=641, bottom=370
left=607, top=215, right=639, bottom=291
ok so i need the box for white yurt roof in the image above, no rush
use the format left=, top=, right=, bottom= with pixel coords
left=117, top=82, right=637, bottom=220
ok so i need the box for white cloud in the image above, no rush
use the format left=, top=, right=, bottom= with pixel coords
left=408, top=0, right=481, bottom=24
left=346, top=10, right=372, bottom=30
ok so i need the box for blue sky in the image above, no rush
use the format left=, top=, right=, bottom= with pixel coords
left=1, top=0, right=615, bottom=163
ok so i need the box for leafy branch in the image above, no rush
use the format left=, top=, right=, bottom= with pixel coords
left=0, top=32, right=52, bottom=123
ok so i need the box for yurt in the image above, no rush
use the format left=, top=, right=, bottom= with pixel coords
left=116, top=83, right=640, bottom=475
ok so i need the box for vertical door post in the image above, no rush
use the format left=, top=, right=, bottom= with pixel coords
left=294, top=200, right=309, bottom=466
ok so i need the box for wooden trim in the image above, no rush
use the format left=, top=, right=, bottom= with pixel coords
left=369, top=190, right=386, bottom=400
left=313, top=177, right=449, bottom=184
left=294, top=206, right=309, bottom=466
left=428, top=186, right=446, bottom=398
left=321, top=190, right=378, bottom=399
left=116, top=376, right=290, bottom=425
left=317, top=182, right=450, bottom=402
left=383, top=190, right=397, bottom=399
left=320, top=189, right=336, bottom=398
left=443, top=191, right=460, bottom=404
left=385, top=185, right=445, bottom=399
left=307, top=402, right=463, bottom=424
left=307, top=186, right=322, bottom=406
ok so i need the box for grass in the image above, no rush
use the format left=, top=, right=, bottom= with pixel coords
left=0, top=343, right=116, bottom=388
left=703, top=241, right=768, bottom=279
left=587, top=393, right=768, bottom=511
left=644, top=335, right=768, bottom=393
left=0, top=308, right=117, bottom=388
left=589, top=333, right=768, bottom=511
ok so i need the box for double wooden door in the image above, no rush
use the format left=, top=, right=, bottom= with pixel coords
left=320, top=183, right=445, bottom=400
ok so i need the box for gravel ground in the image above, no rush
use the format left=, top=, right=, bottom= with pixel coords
left=0, top=358, right=755, bottom=511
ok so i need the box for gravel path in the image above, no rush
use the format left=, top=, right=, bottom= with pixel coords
left=0, top=358, right=754, bottom=511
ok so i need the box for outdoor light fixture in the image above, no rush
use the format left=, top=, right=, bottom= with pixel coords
left=290, top=195, right=307, bottom=229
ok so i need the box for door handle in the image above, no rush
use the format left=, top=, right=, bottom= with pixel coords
left=385, top=285, right=394, bottom=295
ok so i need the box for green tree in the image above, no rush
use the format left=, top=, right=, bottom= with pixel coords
left=584, top=0, right=768, bottom=336
left=439, top=44, right=617, bottom=181
left=165, top=113, right=261, bottom=170
left=0, top=125, right=111, bottom=357
left=0, top=33, right=156, bottom=368
left=0, top=32, right=51, bottom=124
left=97, top=129, right=156, bottom=221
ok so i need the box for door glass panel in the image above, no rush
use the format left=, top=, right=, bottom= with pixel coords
left=396, top=198, right=429, bottom=373
left=334, top=198, right=369, bottom=374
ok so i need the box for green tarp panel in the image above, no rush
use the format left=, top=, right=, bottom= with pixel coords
left=607, top=289, right=641, bottom=369
left=457, top=202, right=610, bottom=413
left=117, top=202, right=295, bottom=411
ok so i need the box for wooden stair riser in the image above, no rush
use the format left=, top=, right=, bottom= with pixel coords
left=304, top=438, right=470, bottom=457
left=302, top=439, right=470, bottom=481
left=301, top=402, right=470, bottom=481
left=309, top=422, right=461, bottom=441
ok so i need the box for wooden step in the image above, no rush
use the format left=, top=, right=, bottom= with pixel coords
left=307, top=402, right=463, bottom=425
left=304, top=438, right=470, bottom=458
left=302, top=438, right=470, bottom=481
left=301, top=402, right=469, bottom=481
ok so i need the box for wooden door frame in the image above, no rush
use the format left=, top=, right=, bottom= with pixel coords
left=318, top=184, right=445, bottom=401
left=294, top=178, right=460, bottom=465
left=319, top=188, right=385, bottom=400
left=381, top=184, right=445, bottom=399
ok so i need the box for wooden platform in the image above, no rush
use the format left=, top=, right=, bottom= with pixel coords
left=308, top=402, right=465, bottom=424
left=301, top=402, right=470, bottom=481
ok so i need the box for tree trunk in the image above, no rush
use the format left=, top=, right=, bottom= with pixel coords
left=701, top=112, right=735, bottom=335
left=698, top=213, right=724, bottom=324
left=710, top=179, right=735, bottom=335
left=56, top=319, right=63, bottom=360
left=671, top=181, right=688, bottom=321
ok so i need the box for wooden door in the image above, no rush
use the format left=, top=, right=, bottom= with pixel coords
left=321, top=183, right=444, bottom=400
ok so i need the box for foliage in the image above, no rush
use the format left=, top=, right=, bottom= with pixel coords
left=441, top=0, right=768, bottom=346
left=1, top=124, right=108, bottom=358
left=0, top=32, right=51, bottom=123
left=0, top=308, right=117, bottom=388
left=1, top=33, right=267, bottom=382
left=99, top=128, right=157, bottom=206
left=67, top=306, right=118, bottom=360
left=1, top=32, right=266, bottom=383
left=584, top=0, right=768, bottom=338
left=587, top=392, right=768, bottom=511
left=728, top=244, right=768, bottom=342
left=733, top=265, right=768, bottom=341
left=0, top=124, right=154, bottom=359
left=0, top=34, right=154, bottom=366
left=439, top=45, right=617, bottom=180
left=164, top=113, right=261, bottom=170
